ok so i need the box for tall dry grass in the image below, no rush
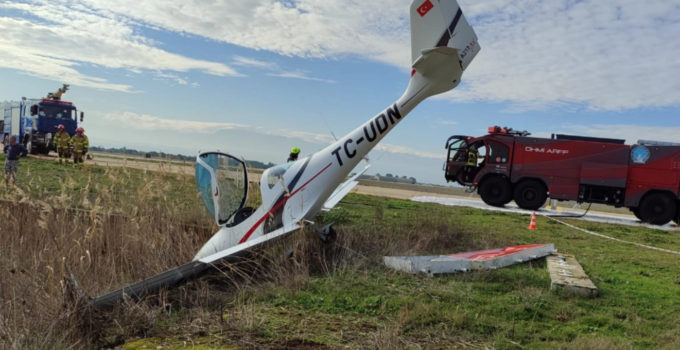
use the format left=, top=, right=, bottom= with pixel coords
left=0, top=162, right=502, bottom=349
left=0, top=165, right=220, bottom=349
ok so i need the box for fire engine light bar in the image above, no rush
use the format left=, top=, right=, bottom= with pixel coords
left=638, top=140, right=680, bottom=146
left=41, top=98, right=72, bottom=105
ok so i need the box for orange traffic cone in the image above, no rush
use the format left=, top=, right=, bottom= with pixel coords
left=528, top=212, right=537, bottom=230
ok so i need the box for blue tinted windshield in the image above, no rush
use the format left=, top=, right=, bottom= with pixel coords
left=195, top=153, right=248, bottom=225
left=39, top=105, right=74, bottom=120
left=196, top=154, right=218, bottom=219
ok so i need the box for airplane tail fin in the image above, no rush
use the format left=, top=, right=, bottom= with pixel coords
left=410, top=0, right=480, bottom=71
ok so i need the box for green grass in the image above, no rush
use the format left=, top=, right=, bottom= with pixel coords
left=91, top=152, right=266, bottom=174
left=3, top=155, right=679, bottom=349
left=91, top=152, right=193, bottom=166
left=0, top=153, right=206, bottom=221
left=116, top=193, right=680, bottom=349
left=332, top=196, right=680, bottom=348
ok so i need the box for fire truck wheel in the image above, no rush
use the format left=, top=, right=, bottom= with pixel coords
left=513, top=180, right=547, bottom=210
left=479, top=177, right=512, bottom=207
left=638, top=193, right=677, bottom=226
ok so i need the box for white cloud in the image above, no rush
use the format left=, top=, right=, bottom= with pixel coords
left=373, top=144, right=443, bottom=160
left=438, top=0, right=680, bottom=111
left=0, top=2, right=242, bottom=92
left=233, top=55, right=334, bottom=83
left=103, top=111, right=443, bottom=159
left=267, top=71, right=336, bottom=83
left=536, top=124, right=680, bottom=145
left=65, top=0, right=410, bottom=65
left=154, top=71, right=196, bottom=86
left=3, top=0, right=679, bottom=110
left=232, top=56, right=279, bottom=70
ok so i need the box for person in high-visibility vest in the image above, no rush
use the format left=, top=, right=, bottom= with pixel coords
left=467, top=145, right=479, bottom=167
left=53, top=124, right=71, bottom=164
left=71, top=127, right=89, bottom=167
left=287, top=147, right=300, bottom=163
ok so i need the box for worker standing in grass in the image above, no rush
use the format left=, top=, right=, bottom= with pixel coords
left=71, top=127, right=89, bottom=167
left=54, top=124, right=71, bottom=164
left=3, top=135, right=28, bottom=186
left=287, top=147, right=300, bottom=163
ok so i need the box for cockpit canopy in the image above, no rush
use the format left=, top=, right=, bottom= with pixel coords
left=195, top=151, right=305, bottom=227
left=195, top=152, right=249, bottom=226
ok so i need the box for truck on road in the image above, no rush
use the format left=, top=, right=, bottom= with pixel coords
left=2, top=85, right=84, bottom=155
left=444, top=126, right=680, bottom=225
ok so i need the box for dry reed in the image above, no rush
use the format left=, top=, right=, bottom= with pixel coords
left=0, top=162, right=495, bottom=349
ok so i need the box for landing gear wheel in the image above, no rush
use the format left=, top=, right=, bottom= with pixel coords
left=514, top=180, right=548, bottom=211
left=317, top=224, right=337, bottom=245
left=638, top=193, right=677, bottom=226
left=285, top=246, right=296, bottom=260
left=479, top=177, right=512, bottom=207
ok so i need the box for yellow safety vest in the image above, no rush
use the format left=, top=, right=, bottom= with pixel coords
left=467, top=151, right=478, bottom=166
left=53, top=131, right=71, bottom=149
left=71, top=134, right=89, bottom=153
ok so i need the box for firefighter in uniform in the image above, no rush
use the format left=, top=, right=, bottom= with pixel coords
left=71, top=127, right=89, bottom=167
left=53, top=124, right=71, bottom=164
left=464, top=145, right=479, bottom=182
left=287, top=147, right=300, bottom=163
left=467, top=145, right=479, bottom=167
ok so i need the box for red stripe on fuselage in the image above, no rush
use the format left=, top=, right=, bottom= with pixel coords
left=238, top=163, right=333, bottom=244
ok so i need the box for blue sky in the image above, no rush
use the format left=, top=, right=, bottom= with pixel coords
left=1, top=0, right=679, bottom=185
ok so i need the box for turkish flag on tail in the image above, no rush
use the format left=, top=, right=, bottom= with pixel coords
left=417, top=0, right=434, bottom=17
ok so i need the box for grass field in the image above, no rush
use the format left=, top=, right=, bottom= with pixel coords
left=91, top=152, right=267, bottom=175
left=91, top=151, right=631, bottom=216
left=1, top=156, right=679, bottom=349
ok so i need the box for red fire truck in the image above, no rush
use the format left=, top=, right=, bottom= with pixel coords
left=444, top=126, right=680, bottom=225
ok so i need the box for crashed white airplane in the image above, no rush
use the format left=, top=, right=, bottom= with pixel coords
left=93, top=0, right=481, bottom=308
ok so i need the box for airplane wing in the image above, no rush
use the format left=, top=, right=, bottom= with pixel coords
left=322, top=162, right=371, bottom=211
left=92, top=222, right=301, bottom=309
left=197, top=222, right=301, bottom=264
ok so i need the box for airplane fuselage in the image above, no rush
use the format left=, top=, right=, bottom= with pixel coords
left=193, top=71, right=460, bottom=261
left=92, top=0, right=481, bottom=309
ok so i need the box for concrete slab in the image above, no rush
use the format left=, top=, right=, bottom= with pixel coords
left=547, top=254, right=598, bottom=298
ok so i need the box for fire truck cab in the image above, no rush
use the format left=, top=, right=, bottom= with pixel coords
left=444, top=126, right=680, bottom=226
